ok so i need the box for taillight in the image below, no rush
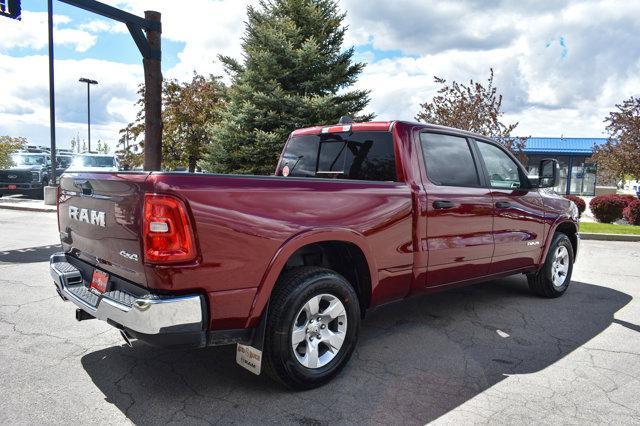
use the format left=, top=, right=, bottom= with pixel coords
left=143, top=194, right=196, bottom=263
left=56, top=185, right=61, bottom=232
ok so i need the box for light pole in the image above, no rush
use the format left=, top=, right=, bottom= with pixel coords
left=79, top=77, right=98, bottom=152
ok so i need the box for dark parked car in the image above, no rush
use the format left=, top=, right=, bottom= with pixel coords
left=49, top=120, right=579, bottom=389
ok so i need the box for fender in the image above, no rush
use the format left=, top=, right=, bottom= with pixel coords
left=244, top=227, right=378, bottom=328
left=538, top=216, right=578, bottom=267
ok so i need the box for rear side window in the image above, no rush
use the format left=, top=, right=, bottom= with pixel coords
left=420, top=133, right=479, bottom=187
left=279, top=131, right=397, bottom=181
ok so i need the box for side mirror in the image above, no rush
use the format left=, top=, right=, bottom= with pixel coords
left=537, top=158, right=559, bottom=188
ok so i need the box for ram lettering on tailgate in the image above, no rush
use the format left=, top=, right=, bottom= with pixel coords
left=68, top=206, right=106, bottom=227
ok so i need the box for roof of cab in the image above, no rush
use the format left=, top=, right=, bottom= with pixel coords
left=291, top=121, right=394, bottom=136
left=290, top=120, right=494, bottom=142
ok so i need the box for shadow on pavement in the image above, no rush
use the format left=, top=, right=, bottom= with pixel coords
left=0, top=244, right=61, bottom=264
left=81, top=276, right=631, bottom=425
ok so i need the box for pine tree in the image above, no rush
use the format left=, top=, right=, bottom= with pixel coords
left=70, top=134, right=77, bottom=153
left=204, top=0, right=373, bottom=175
left=96, top=140, right=110, bottom=154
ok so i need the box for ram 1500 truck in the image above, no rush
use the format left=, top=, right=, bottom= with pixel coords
left=50, top=120, right=579, bottom=389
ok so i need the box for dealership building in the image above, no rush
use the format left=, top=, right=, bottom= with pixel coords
left=523, top=137, right=608, bottom=196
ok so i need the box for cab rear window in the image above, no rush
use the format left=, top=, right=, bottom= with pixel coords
left=278, top=131, right=397, bottom=182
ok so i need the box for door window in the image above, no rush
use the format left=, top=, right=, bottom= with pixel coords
left=476, top=141, right=522, bottom=189
left=420, top=133, right=480, bottom=187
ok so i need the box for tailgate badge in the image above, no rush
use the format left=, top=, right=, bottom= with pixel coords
left=69, top=205, right=106, bottom=227
left=119, top=250, right=139, bottom=262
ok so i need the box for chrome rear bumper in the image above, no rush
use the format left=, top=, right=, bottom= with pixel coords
left=49, top=252, right=204, bottom=336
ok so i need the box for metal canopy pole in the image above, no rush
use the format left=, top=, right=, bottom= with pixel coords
left=47, top=0, right=57, bottom=184
left=58, top=0, right=162, bottom=170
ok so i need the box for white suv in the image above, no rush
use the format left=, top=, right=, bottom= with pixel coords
left=68, top=154, right=119, bottom=172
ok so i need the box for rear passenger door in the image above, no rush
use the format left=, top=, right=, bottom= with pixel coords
left=474, top=140, right=545, bottom=273
left=420, top=133, right=495, bottom=287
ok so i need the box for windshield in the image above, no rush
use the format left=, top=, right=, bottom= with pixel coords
left=57, top=156, right=73, bottom=168
left=71, top=156, right=115, bottom=168
left=11, top=154, right=47, bottom=166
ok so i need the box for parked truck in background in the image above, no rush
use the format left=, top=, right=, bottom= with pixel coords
left=49, top=120, right=579, bottom=389
left=0, top=151, right=54, bottom=199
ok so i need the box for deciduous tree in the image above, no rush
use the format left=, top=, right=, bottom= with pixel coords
left=592, top=96, right=640, bottom=182
left=204, top=0, right=373, bottom=175
left=415, top=69, right=526, bottom=161
left=0, top=136, right=26, bottom=168
left=119, top=74, right=226, bottom=172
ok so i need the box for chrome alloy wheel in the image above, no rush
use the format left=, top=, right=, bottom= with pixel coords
left=551, top=245, right=570, bottom=287
left=291, top=294, right=348, bottom=369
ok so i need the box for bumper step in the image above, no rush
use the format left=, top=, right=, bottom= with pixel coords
left=50, top=252, right=205, bottom=337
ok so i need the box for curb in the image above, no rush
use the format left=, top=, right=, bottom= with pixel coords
left=580, top=233, right=640, bottom=242
left=0, top=203, right=56, bottom=213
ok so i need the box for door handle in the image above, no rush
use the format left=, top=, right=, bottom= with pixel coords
left=433, top=200, right=456, bottom=209
left=495, top=201, right=511, bottom=209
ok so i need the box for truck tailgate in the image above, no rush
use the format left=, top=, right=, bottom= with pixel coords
left=58, top=172, right=151, bottom=286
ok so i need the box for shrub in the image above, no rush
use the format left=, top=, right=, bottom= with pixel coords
left=623, top=199, right=640, bottom=225
left=589, top=195, right=627, bottom=223
left=564, top=195, right=586, bottom=217
left=616, top=194, right=637, bottom=206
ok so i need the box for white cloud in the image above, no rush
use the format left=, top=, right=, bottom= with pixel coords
left=346, top=0, right=640, bottom=136
left=103, top=0, right=257, bottom=80
left=78, top=19, right=128, bottom=34
left=0, top=53, right=142, bottom=150
left=0, top=11, right=97, bottom=52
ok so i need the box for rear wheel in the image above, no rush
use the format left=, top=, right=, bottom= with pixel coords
left=527, top=233, right=574, bottom=298
left=263, top=266, right=360, bottom=390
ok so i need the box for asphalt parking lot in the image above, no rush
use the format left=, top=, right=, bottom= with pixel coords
left=1, top=208, right=639, bottom=425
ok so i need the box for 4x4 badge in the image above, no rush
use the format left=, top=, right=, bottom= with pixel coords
left=119, top=250, right=139, bottom=262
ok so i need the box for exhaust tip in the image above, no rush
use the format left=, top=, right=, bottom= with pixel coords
left=120, top=330, right=133, bottom=348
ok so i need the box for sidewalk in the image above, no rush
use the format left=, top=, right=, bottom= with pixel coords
left=0, top=196, right=56, bottom=212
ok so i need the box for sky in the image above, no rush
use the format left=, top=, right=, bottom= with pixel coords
left=1, top=0, right=639, bottom=152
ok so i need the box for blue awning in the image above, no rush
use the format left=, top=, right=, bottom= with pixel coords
left=522, top=137, right=608, bottom=156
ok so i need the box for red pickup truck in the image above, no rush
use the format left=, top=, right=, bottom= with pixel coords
left=50, top=120, right=579, bottom=389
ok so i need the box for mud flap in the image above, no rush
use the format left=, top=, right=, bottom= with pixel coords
left=236, top=302, right=269, bottom=375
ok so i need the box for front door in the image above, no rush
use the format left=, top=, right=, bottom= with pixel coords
left=420, top=133, right=495, bottom=287
left=474, top=140, right=546, bottom=273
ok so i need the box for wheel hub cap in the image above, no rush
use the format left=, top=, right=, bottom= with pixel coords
left=551, top=245, right=569, bottom=287
left=291, top=294, right=348, bottom=369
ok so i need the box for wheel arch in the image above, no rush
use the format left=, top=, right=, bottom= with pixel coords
left=245, top=228, right=377, bottom=328
left=540, top=219, right=578, bottom=266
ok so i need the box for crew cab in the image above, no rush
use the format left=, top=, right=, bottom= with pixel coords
left=49, top=120, right=579, bottom=389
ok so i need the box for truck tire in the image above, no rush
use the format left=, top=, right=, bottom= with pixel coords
left=263, top=266, right=360, bottom=390
left=527, top=233, right=574, bottom=298
left=35, top=179, right=48, bottom=200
